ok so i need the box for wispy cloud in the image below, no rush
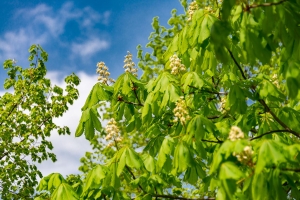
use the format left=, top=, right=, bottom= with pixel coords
left=0, top=2, right=110, bottom=66
left=15, top=2, right=106, bottom=37
left=71, top=37, right=109, bottom=58
left=0, top=29, right=47, bottom=63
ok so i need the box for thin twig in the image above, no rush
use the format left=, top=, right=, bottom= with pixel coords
left=121, top=100, right=144, bottom=107
left=152, top=194, right=215, bottom=200
left=188, top=85, right=227, bottom=95
left=125, top=166, right=146, bottom=193
left=274, top=167, right=300, bottom=172
left=131, top=80, right=144, bottom=106
left=250, top=130, right=292, bottom=141
left=246, top=0, right=288, bottom=11
left=226, top=48, right=247, bottom=80
left=201, top=139, right=223, bottom=144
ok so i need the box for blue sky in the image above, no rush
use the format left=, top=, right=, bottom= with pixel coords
left=0, top=1, right=185, bottom=176
left=0, top=0, right=183, bottom=82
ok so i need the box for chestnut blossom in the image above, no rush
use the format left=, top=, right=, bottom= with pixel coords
left=105, top=118, right=123, bottom=148
left=204, top=6, right=213, bottom=13
left=233, top=145, right=254, bottom=164
left=170, top=54, right=186, bottom=75
left=228, top=126, right=244, bottom=141
left=272, top=73, right=280, bottom=88
left=96, top=61, right=115, bottom=84
left=123, top=51, right=138, bottom=77
left=219, top=97, right=227, bottom=113
left=173, top=96, right=190, bottom=125
left=187, top=1, right=199, bottom=21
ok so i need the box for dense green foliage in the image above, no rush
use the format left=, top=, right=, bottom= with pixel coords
left=19, top=0, right=300, bottom=199
left=0, top=45, right=80, bottom=199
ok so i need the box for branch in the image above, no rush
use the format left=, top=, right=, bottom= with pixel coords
left=125, top=166, right=146, bottom=193
left=188, top=85, right=227, bottom=95
left=201, top=139, right=223, bottom=144
left=119, top=99, right=144, bottom=107
left=250, top=130, right=292, bottom=141
left=226, top=48, right=247, bottom=80
left=0, top=102, right=18, bottom=126
left=247, top=0, right=288, bottom=10
left=131, top=80, right=144, bottom=106
left=152, top=194, right=215, bottom=200
left=227, top=46, right=300, bottom=139
left=274, top=167, right=300, bottom=173
left=258, top=99, right=300, bottom=138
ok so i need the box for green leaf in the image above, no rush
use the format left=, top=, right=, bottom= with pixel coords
left=83, top=165, right=107, bottom=194
left=117, top=149, right=127, bottom=176
left=51, top=183, right=79, bottom=200
left=82, top=82, right=112, bottom=111
left=256, top=140, right=287, bottom=174
left=222, top=0, right=235, bottom=20
left=126, top=148, right=142, bottom=169
left=173, top=141, right=192, bottom=173
left=142, top=154, right=156, bottom=173
left=219, top=162, right=244, bottom=180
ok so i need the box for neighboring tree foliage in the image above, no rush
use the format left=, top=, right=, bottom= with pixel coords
left=0, top=45, right=80, bottom=199
left=36, top=0, right=300, bottom=199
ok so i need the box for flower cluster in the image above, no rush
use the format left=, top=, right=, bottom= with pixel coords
left=272, top=73, right=280, bottom=88
left=233, top=146, right=254, bottom=164
left=187, top=1, right=199, bottom=21
left=123, top=51, right=138, bottom=77
left=228, top=126, right=244, bottom=141
left=173, top=97, right=191, bottom=125
left=96, top=62, right=115, bottom=84
left=204, top=6, right=213, bottom=13
left=219, top=97, right=227, bottom=113
left=105, top=118, right=123, bottom=148
left=170, top=54, right=186, bottom=75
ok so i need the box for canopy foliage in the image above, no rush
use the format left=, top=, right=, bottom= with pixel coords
left=21, top=0, right=300, bottom=199
left=0, top=45, right=80, bottom=199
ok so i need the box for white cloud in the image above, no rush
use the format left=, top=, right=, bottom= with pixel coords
left=36, top=71, right=99, bottom=176
left=15, top=2, right=103, bottom=37
left=0, top=2, right=110, bottom=65
left=71, top=37, right=109, bottom=58
left=0, top=29, right=47, bottom=63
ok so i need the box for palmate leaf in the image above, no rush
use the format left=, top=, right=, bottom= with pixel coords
left=144, top=134, right=164, bottom=156
left=81, top=82, right=113, bottom=111
left=113, top=72, right=145, bottom=97
left=36, top=173, right=65, bottom=192
left=51, top=183, right=79, bottom=200
left=157, top=137, right=175, bottom=171
left=75, top=107, right=102, bottom=140
left=181, top=72, right=204, bottom=93
left=282, top=60, right=300, bottom=99
left=255, top=140, right=287, bottom=174
left=173, top=141, right=192, bottom=174
left=226, top=84, right=247, bottom=114
left=219, top=162, right=244, bottom=180
left=83, top=165, right=107, bottom=194
left=142, top=154, right=156, bottom=173
left=163, top=10, right=217, bottom=64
